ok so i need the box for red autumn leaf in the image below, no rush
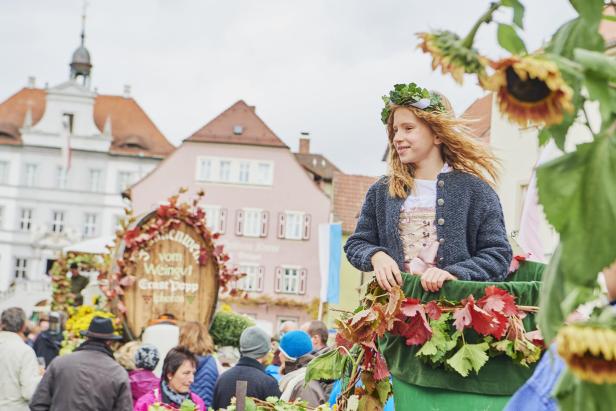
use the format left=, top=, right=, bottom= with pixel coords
left=335, top=332, right=353, bottom=350
left=198, top=248, right=209, bottom=265
left=425, top=300, right=442, bottom=320
left=399, top=298, right=422, bottom=317
left=119, top=275, right=135, bottom=287
left=123, top=228, right=141, bottom=248
left=396, top=298, right=432, bottom=345
left=373, top=351, right=390, bottom=381
left=386, top=287, right=404, bottom=317
left=478, top=286, right=518, bottom=316
left=455, top=296, right=507, bottom=338
left=157, top=204, right=170, bottom=218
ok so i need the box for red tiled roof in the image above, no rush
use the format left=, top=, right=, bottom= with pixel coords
left=294, top=153, right=342, bottom=181
left=461, top=93, right=492, bottom=144
left=0, top=87, right=174, bottom=157
left=186, top=100, right=288, bottom=148
left=332, top=172, right=379, bottom=234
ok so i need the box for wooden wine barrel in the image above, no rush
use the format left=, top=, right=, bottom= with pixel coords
left=121, top=211, right=220, bottom=337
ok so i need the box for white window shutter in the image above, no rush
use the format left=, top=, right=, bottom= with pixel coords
left=219, top=208, right=227, bottom=234
left=257, top=266, right=265, bottom=292
left=260, top=211, right=269, bottom=238
left=277, top=213, right=286, bottom=239
left=302, top=214, right=312, bottom=240
left=274, top=267, right=282, bottom=293
left=298, top=269, right=307, bottom=294
left=235, top=210, right=244, bottom=236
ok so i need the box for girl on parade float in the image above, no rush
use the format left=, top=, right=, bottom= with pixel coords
left=345, top=82, right=512, bottom=292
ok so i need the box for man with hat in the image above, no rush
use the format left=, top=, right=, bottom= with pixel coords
left=212, top=326, right=281, bottom=410
left=30, top=316, right=132, bottom=411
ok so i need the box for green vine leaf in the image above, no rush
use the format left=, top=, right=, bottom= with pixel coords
left=446, top=342, right=490, bottom=377
left=546, top=17, right=604, bottom=59
left=537, top=135, right=616, bottom=290
left=502, top=0, right=525, bottom=28
left=305, top=348, right=349, bottom=383
left=497, top=23, right=527, bottom=54
left=569, top=0, right=603, bottom=26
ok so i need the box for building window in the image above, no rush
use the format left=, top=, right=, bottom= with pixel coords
left=219, top=160, right=231, bottom=182
left=14, top=258, right=28, bottom=280
left=24, top=163, right=37, bottom=187
left=242, top=209, right=262, bottom=237
left=0, top=160, right=9, bottom=184
left=19, top=208, right=33, bottom=232
left=275, top=267, right=307, bottom=295
left=117, top=171, right=133, bottom=192
left=62, top=113, right=74, bottom=134
left=89, top=169, right=102, bottom=192
left=238, top=264, right=263, bottom=292
left=203, top=205, right=227, bottom=233
left=256, top=163, right=272, bottom=185
left=197, top=158, right=212, bottom=181
left=238, top=161, right=251, bottom=183
left=284, top=212, right=304, bottom=240
left=83, top=213, right=98, bottom=237
left=51, top=210, right=65, bottom=233
left=56, top=166, right=68, bottom=189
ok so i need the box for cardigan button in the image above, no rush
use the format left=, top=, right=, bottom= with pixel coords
left=437, top=180, right=445, bottom=188
left=437, top=198, right=445, bottom=206
left=439, top=257, right=444, bottom=262
left=439, top=238, right=445, bottom=244
left=437, top=218, right=445, bottom=225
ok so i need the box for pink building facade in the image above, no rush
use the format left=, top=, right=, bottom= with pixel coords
left=131, top=101, right=331, bottom=332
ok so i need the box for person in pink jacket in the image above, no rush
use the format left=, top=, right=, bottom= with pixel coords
left=135, top=346, right=206, bottom=411
left=129, top=344, right=160, bottom=407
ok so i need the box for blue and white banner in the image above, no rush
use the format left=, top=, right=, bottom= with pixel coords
left=318, top=223, right=342, bottom=304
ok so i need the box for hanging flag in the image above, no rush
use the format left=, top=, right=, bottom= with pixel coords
left=518, top=140, right=561, bottom=262
left=60, top=119, right=72, bottom=171
left=318, top=223, right=342, bottom=304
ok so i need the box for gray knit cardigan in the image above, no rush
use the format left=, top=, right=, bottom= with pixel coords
left=344, top=170, right=512, bottom=281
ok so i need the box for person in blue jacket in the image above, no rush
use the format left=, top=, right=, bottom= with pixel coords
left=179, top=321, right=219, bottom=407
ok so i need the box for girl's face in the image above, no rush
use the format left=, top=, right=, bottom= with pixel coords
left=167, top=360, right=195, bottom=393
left=392, top=108, right=442, bottom=167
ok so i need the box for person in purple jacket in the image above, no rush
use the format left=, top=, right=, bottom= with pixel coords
left=129, top=343, right=160, bottom=407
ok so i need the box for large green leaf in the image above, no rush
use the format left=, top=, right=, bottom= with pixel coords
left=497, top=23, right=527, bottom=54
left=584, top=71, right=614, bottom=126
left=446, top=342, right=489, bottom=377
left=544, top=89, right=583, bottom=150
left=574, top=48, right=616, bottom=80
left=555, top=369, right=616, bottom=411
left=569, top=0, right=604, bottom=26
left=502, top=0, right=525, bottom=29
left=537, top=246, right=566, bottom=342
left=305, top=348, right=349, bottom=383
left=537, top=135, right=616, bottom=288
left=546, top=18, right=604, bottom=59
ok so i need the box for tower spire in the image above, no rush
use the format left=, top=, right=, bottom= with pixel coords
left=69, top=0, right=92, bottom=87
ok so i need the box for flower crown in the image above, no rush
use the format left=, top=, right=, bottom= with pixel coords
left=381, top=83, right=447, bottom=124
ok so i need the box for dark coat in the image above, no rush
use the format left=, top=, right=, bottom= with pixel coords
left=32, top=332, right=61, bottom=367
left=212, top=357, right=281, bottom=410
left=29, top=342, right=132, bottom=411
left=345, top=171, right=512, bottom=281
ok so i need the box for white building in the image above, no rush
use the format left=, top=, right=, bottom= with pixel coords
left=0, top=29, right=173, bottom=302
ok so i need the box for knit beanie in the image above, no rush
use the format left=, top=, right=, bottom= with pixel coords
left=279, top=330, right=312, bottom=361
left=134, top=343, right=160, bottom=371
left=239, top=326, right=271, bottom=359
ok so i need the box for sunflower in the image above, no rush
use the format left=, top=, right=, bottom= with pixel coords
left=417, top=31, right=488, bottom=85
left=481, top=55, right=574, bottom=127
left=557, top=324, right=616, bottom=384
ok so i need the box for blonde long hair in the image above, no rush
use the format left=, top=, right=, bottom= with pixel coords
left=385, top=102, right=499, bottom=198
left=179, top=321, right=215, bottom=356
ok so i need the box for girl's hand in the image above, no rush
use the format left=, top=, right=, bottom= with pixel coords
left=371, top=251, right=402, bottom=291
left=420, top=268, right=457, bottom=292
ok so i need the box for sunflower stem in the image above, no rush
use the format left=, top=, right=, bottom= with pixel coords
left=461, top=1, right=502, bottom=49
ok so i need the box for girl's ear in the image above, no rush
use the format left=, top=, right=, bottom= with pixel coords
left=433, top=134, right=443, bottom=145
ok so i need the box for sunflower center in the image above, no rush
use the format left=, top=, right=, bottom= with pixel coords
left=505, top=67, right=551, bottom=102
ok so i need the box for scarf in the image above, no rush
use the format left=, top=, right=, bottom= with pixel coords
left=161, top=380, right=191, bottom=407
left=75, top=339, right=114, bottom=358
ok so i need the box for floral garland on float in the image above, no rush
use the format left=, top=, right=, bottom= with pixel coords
left=306, top=279, right=543, bottom=410
left=103, top=187, right=245, bottom=320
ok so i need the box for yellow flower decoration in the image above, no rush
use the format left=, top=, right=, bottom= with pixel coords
left=417, top=31, right=489, bottom=85
left=557, top=324, right=616, bottom=384
left=481, top=55, right=574, bottom=127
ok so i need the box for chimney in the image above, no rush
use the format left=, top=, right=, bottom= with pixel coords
left=27, top=76, right=36, bottom=88
left=123, top=85, right=131, bottom=98
left=299, top=132, right=310, bottom=154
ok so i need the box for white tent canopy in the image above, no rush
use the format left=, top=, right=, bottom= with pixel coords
left=62, top=236, right=115, bottom=255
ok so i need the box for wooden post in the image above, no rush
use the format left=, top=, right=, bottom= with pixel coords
left=235, top=380, right=247, bottom=411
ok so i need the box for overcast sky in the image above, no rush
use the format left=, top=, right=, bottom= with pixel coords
left=1, top=0, right=576, bottom=176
